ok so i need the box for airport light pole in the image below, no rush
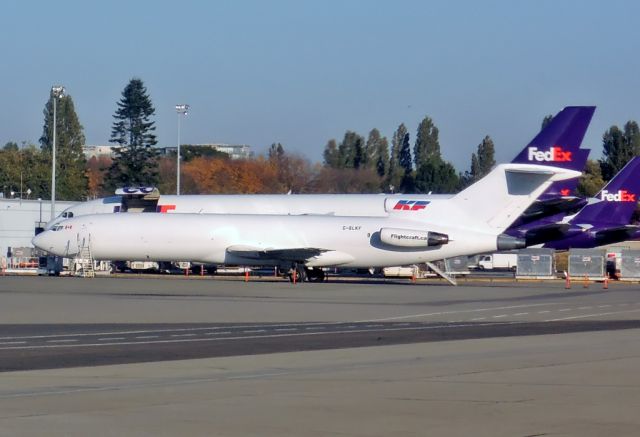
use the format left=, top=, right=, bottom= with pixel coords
left=175, top=104, right=190, bottom=195
left=50, top=85, right=65, bottom=220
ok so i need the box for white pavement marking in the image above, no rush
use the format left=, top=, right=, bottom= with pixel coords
left=558, top=308, right=572, bottom=312
left=513, top=313, right=528, bottom=316
left=493, top=315, right=507, bottom=318
left=97, top=337, right=125, bottom=341
left=0, top=321, right=524, bottom=351
left=470, top=317, right=486, bottom=321
left=354, top=303, right=559, bottom=323
left=134, top=336, right=159, bottom=339
left=0, top=341, right=26, bottom=345
left=545, top=308, right=640, bottom=322
left=171, top=334, right=197, bottom=338
left=46, top=339, right=77, bottom=343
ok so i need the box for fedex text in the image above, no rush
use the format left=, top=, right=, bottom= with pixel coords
left=601, top=189, right=636, bottom=202
left=527, top=146, right=572, bottom=162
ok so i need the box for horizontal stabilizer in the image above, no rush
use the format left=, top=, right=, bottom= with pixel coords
left=593, top=225, right=640, bottom=245
left=523, top=222, right=573, bottom=246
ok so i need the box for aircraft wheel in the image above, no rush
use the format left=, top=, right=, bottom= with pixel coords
left=288, top=264, right=306, bottom=283
left=306, top=268, right=325, bottom=282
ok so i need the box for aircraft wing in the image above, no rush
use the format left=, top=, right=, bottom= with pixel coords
left=226, top=245, right=329, bottom=262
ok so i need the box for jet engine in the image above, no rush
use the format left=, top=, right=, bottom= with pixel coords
left=380, top=228, right=449, bottom=248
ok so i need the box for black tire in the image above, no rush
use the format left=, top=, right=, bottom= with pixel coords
left=307, top=269, right=325, bottom=282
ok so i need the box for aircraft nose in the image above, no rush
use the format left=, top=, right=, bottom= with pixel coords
left=32, top=231, right=62, bottom=255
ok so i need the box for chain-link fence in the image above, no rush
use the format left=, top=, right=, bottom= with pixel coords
left=445, top=256, right=470, bottom=275
left=568, top=249, right=605, bottom=280
left=620, top=250, right=640, bottom=281
left=516, top=249, right=555, bottom=279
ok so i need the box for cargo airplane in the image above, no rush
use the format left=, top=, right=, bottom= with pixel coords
left=34, top=168, right=581, bottom=281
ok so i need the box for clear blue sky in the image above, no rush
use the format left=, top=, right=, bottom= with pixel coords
left=1, top=0, right=639, bottom=171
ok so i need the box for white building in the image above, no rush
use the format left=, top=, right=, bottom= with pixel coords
left=158, top=143, right=253, bottom=160
left=83, top=144, right=117, bottom=159
left=0, top=198, right=78, bottom=258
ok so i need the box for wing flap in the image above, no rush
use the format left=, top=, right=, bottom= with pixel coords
left=226, top=245, right=329, bottom=262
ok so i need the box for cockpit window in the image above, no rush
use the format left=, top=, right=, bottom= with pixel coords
left=52, top=225, right=63, bottom=231
left=67, top=212, right=74, bottom=218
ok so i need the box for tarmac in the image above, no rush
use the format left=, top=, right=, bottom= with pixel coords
left=0, top=275, right=639, bottom=436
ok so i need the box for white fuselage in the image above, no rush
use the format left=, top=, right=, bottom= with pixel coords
left=36, top=212, right=498, bottom=268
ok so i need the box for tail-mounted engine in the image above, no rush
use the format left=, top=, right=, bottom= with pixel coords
left=380, top=228, right=449, bottom=248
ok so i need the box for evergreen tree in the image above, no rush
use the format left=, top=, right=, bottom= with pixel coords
left=414, top=157, right=459, bottom=194
left=374, top=137, right=389, bottom=179
left=624, top=121, right=640, bottom=156
left=323, top=139, right=340, bottom=168
left=460, top=135, right=496, bottom=189
left=599, top=123, right=639, bottom=180
left=104, top=78, right=159, bottom=191
left=268, top=142, right=286, bottom=161
left=3, top=141, right=18, bottom=151
left=363, top=128, right=381, bottom=170
left=39, top=92, right=88, bottom=200
left=577, top=159, right=605, bottom=197
left=399, top=130, right=412, bottom=174
left=413, top=116, right=440, bottom=168
left=337, top=131, right=365, bottom=169
left=398, top=128, right=413, bottom=192
left=363, top=128, right=389, bottom=179
left=386, top=123, right=407, bottom=192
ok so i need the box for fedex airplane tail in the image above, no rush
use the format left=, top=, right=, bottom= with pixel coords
left=571, top=156, right=640, bottom=225
left=511, top=106, right=595, bottom=171
left=448, top=106, right=594, bottom=234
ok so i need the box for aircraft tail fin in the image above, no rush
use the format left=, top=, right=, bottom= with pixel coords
left=510, top=106, right=595, bottom=171
left=572, top=156, right=640, bottom=225
left=449, top=163, right=581, bottom=233
left=448, top=106, right=596, bottom=233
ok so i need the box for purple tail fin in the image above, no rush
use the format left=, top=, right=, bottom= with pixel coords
left=511, top=106, right=595, bottom=171
left=573, top=157, right=640, bottom=225
left=537, top=148, right=590, bottom=200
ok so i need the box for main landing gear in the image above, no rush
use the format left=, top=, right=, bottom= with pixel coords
left=287, top=263, right=325, bottom=283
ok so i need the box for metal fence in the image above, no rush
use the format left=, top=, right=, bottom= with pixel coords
left=568, top=249, right=605, bottom=280
left=620, top=250, right=640, bottom=281
left=445, top=256, right=470, bottom=275
left=516, top=249, right=555, bottom=279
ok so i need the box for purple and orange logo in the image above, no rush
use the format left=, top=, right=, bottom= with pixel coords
left=393, top=200, right=430, bottom=211
left=527, top=145, right=572, bottom=162
left=601, top=190, right=636, bottom=202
